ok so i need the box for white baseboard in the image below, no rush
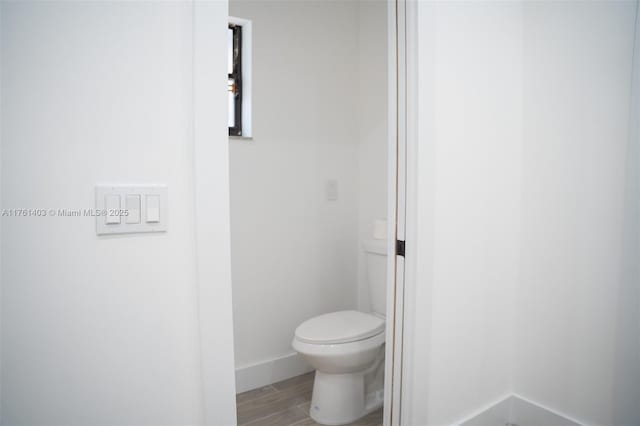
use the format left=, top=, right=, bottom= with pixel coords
left=457, top=394, right=583, bottom=426
left=511, top=394, right=586, bottom=426
left=235, top=352, right=314, bottom=394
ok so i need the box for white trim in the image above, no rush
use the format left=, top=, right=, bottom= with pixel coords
left=0, top=3, right=3, bottom=424
left=235, top=352, right=313, bottom=394
left=229, top=16, right=252, bottom=138
left=511, top=394, right=588, bottom=426
left=451, top=394, right=513, bottom=426
left=453, top=394, right=586, bottom=426
left=398, top=1, right=420, bottom=425
left=193, top=2, right=238, bottom=425
left=397, top=1, right=433, bottom=424
left=383, top=1, right=407, bottom=425
left=382, top=0, right=398, bottom=425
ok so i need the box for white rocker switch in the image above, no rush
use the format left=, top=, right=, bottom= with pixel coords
left=105, top=194, right=121, bottom=224
left=146, top=194, right=160, bottom=223
left=125, top=195, right=141, bottom=224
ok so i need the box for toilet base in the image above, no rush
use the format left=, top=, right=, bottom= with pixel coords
left=308, top=371, right=384, bottom=426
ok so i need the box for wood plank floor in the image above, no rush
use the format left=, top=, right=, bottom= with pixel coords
left=236, top=372, right=383, bottom=426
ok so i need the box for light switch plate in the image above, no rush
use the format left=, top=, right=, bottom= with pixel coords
left=95, top=185, right=168, bottom=235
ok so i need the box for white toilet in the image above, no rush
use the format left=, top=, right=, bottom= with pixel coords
left=292, top=239, right=387, bottom=425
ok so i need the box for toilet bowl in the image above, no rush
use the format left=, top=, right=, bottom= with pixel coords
left=292, top=310, right=386, bottom=425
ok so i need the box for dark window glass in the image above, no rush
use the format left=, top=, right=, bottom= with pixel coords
left=228, top=24, right=242, bottom=136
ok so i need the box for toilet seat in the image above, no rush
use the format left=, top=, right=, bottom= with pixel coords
left=292, top=329, right=385, bottom=361
left=294, top=310, right=385, bottom=345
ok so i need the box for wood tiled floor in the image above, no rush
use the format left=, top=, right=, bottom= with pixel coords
left=236, top=372, right=383, bottom=426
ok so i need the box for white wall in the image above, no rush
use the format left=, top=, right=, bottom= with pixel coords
left=515, top=2, right=637, bottom=425
left=0, top=2, right=236, bottom=425
left=228, top=0, right=359, bottom=372
left=406, top=3, right=523, bottom=424
left=406, top=1, right=639, bottom=425
left=356, top=0, right=388, bottom=312
left=228, top=0, right=387, bottom=381
left=613, top=6, right=640, bottom=426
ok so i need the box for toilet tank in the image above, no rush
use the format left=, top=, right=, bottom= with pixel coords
left=363, top=239, right=388, bottom=317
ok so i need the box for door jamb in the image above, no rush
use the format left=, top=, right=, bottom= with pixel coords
left=193, top=2, right=239, bottom=424
left=383, top=0, right=413, bottom=424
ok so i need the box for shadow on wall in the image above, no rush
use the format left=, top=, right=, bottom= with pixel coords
left=612, top=4, right=640, bottom=425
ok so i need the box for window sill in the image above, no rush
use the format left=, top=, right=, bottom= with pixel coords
left=229, top=135, right=253, bottom=141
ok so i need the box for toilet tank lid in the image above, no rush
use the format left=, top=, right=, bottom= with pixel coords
left=363, top=239, right=388, bottom=255
left=294, top=310, right=385, bottom=345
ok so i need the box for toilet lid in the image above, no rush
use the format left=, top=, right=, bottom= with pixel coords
left=295, top=310, right=385, bottom=344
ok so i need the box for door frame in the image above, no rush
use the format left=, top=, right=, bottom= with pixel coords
left=192, top=0, right=415, bottom=424
left=383, top=0, right=415, bottom=425
left=193, top=1, right=239, bottom=424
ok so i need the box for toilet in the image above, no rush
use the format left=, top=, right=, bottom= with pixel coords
left=292, top=239, right=387, bottom=425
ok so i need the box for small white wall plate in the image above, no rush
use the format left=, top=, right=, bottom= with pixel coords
left=95, top=185, right=168, bottom=235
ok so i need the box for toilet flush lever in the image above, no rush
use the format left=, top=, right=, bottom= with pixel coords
left=396, top=240, right=405, bottom=257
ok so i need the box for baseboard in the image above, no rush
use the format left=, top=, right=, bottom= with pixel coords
left=457, top=394, right=583, bottom=426
left=235, top=352, right=314, bottom=394
left=511, top=394, right=586, bottom=426
left=454, top=394, right=513, bottom=426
